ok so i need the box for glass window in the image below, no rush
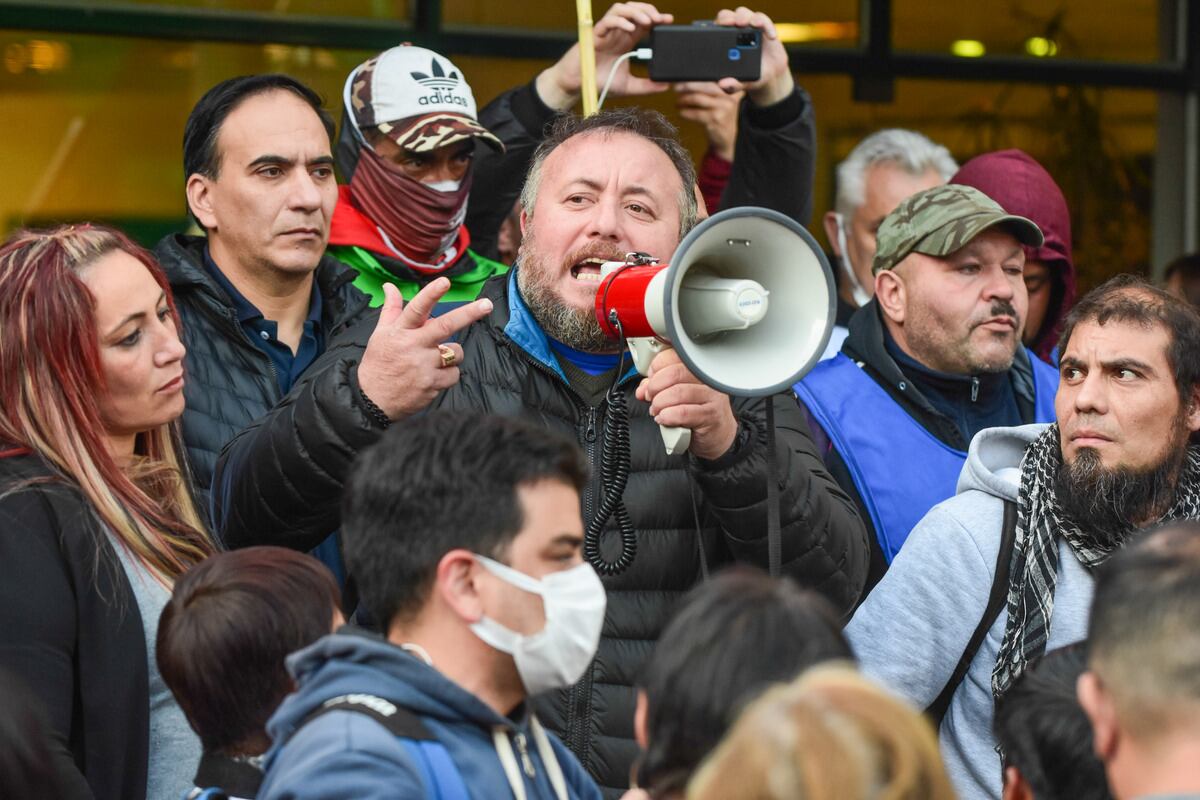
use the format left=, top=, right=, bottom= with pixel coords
left=892, top=0, right=1164, bottom=64
left=86, top=0, right=410, bottom=20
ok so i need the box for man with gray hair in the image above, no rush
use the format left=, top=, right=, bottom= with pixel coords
left=820, top=129, right=958, bottom=358
left=213, top=106, right=868, bottom=796
left=1078, top=521, right=1200, bottom=800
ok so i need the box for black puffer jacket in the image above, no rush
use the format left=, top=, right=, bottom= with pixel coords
left=155, top=234, right=371, bottom=510
left=213, top=273, right=868, bottom=795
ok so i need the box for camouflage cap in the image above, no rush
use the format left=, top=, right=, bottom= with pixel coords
left=872, top=184, right=1044, bottom=274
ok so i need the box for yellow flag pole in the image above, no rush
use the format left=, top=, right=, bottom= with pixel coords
left=576, top=0, right=599, bottom=115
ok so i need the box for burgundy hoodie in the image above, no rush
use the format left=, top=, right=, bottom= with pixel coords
left=951, top=149, right=1076, bottom=362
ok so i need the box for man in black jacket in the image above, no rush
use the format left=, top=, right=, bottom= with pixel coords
left=212, top=107, right=867, bottom=796
left=155, top=74, right=373, bottom=518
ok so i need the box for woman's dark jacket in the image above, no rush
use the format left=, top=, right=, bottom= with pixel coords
left=212, top=272, right=868, bottom=795
left=0, top=452, right=149, bottom=800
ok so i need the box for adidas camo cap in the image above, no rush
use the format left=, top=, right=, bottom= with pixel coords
left=872, top=184, right=1043, bottom=274
left=345, top=45, right=503, bottom=153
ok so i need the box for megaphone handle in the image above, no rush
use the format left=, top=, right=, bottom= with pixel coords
left=628, top=337, right=693, bottom=456
left=660, top=425, right=692, bottom=456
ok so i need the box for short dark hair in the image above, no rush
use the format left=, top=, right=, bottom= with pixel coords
left=156, top=547, right=342, bottom=754
left=183, top=73, right=335, bottom=182
left=341, top=412, right=589, bottom=627
left=519, top=107, right=700, bottom=238
left=993, top=643, right=1112, bottom=800
left=1087, top=520, right=1200, bottom=737
left=1057, top=273, right=1200, bottom=407
left=637, top=567, right=853, bottom=797
left=1165, top=252, right=1200, bottom=307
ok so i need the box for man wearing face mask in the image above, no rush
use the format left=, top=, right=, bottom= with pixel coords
left=329, top=45, right=510, bottom=307
left=257, top=412, right=604, bottom=800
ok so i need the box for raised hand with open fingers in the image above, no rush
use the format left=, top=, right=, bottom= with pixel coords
left=356, top=279, right=492, bottom=421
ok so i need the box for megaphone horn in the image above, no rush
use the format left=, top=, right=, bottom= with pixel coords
left=594, top=206, right=836, bottom=455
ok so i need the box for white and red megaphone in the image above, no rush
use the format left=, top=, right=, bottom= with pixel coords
left=595, top=206, right=835, bottom=454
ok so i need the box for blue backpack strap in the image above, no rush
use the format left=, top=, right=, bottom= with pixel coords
left=298, top=694, right=470, bottom=800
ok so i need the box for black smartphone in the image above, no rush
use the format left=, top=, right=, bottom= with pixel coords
left=648, top=24, right=762, bottom=83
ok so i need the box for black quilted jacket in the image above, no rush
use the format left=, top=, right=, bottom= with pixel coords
left=155, top=234, right=371, bottom=511
left=213, top=273, right=868, bottom=795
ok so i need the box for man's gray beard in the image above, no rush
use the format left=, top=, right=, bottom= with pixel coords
left=1054, top=426, right=1190, bottom=548
left=516, top=253, right=621, bottom=354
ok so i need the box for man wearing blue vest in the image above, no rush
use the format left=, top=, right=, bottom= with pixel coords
left=796, top=184, right=1059, bottom=589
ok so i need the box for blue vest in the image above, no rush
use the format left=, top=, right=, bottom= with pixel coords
left=795, top=351, right=1057, bottom=561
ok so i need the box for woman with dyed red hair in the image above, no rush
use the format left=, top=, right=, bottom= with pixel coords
left=0, top=224, right=215, bottom=800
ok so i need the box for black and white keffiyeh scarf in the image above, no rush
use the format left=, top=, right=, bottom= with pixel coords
left=991, top=423, right=1200, bottom=701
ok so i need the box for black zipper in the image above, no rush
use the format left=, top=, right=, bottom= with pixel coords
left=500, top=336, right=623, bottom=769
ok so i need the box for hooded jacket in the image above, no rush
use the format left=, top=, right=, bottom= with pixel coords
left=257, top=630, right=601, bottom=800
left=845, top=424, right=1093, bottom=800
left=155, top=234, right=371, bottom=509
left=213, top=270, right=868, bottom=795
left=951, top=150, right=1076, bottom=363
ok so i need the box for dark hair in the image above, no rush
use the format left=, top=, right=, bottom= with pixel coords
left=993, top=643, right=1112, bottom=800
left=1087, top=520, right=1200, bottom=734
left=183, top=73, right=335, bottom=183
left=1057, top=273, right=1200, bottom=408
left=637, top=567, right=854, bottom=797
left=156, top=547, right=342, bottom=754
left=341, top=412, right=589, bottom=627
left=519, top=107, right=700, bottom=238
left=0, top=668, right=72, bottom=798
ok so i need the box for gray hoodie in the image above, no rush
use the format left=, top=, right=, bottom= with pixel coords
left=846, top=424, right=1093, bottom=800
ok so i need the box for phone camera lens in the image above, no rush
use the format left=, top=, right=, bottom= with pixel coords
left=736, top=31, right=757, bottom=47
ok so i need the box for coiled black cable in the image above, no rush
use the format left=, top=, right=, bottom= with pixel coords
left=584, top=311, right=638, bottom=576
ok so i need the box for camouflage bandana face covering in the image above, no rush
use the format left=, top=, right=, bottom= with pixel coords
left=347, top=144, right=472, bottom=270
left=871, top=184, right=1044, bottom=274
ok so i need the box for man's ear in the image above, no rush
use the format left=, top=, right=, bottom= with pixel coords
left=185, top=174, right=219, bottom=231
left=1077, top=670, right=1119, bottom=762
left=634, top=689, right=649, bottom=750
left=874, top=268, right=906, bottom=324
left=822, top=212, right=842, bottom=258
left=1002, top=766, right=1032, bottom=800
left=435, top=549, right=486, bottom=624
left=1184, top=383, right=1200, bottom=435
left=519, top=207, right=530, bottom=238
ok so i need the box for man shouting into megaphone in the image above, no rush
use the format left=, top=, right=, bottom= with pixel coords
left=213, top=107, right=868, bottom=795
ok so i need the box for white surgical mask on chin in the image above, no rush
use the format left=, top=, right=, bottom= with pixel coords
left=425, top=178, right=463, bottom=193
left=469, top=555, right=607, bottom=696
left=835, top=213, right=873, bottom=308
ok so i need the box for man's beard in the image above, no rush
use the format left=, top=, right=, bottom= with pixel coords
left=1054, top=424, right=1191, bottom=549
left=515, top=230, right=622, bottom=354
left=906, top=298, right=1022, bottom=374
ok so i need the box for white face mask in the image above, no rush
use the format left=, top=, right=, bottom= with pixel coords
left=835, top=213, right=873, bottom=308
left=469, top=555, right=607, bottom=696
left=425, top=178, right=464, bottom=193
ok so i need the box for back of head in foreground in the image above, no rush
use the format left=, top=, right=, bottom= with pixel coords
left=686, top=665, right=955, bottom=800
left=636, top=567, right=852, bottom=798
left=993, top=643, right=1112, bottom=800
left=157, top=546, right=343, bottom=758
left=1078, top=520, right=1200, bottom=800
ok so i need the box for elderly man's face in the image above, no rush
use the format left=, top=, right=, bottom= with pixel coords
left=1057, top=317, right=1200, bottom=472
left=517, top=131, right=683, bottom=352
left=884, top=228, right=1028, bottom=374
left=836, top=162, right=944, bottom=306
